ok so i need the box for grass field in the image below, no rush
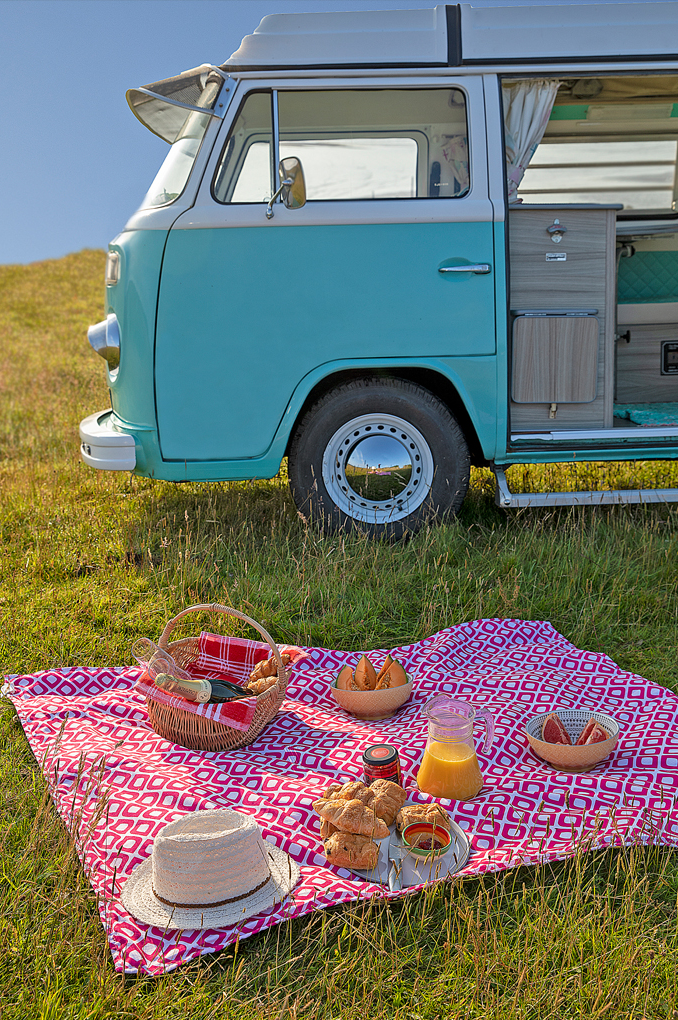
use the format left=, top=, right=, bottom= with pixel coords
left=1, top=250, right=678, bottom=1018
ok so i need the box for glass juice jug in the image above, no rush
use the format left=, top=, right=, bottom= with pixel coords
left=416, top=696, right=495, bottom=801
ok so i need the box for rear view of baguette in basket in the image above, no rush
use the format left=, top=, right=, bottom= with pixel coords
left=146, top=603, right=297, bottom=753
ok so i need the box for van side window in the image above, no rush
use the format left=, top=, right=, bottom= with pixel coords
left=213, top=88, right=469, bottom=204
left=278, top=89, right=468, bottom=201
left=213, top=92, right=273, bottom=203
left=516, top=77, right=678, bottom=210
left=519, top=139, right=677, bottom=209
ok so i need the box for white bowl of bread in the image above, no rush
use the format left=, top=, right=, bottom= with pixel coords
left=330, top=654, right=413, bottom=720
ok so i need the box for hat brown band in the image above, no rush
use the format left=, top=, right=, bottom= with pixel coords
left=151, top=873, right=271, bottom=911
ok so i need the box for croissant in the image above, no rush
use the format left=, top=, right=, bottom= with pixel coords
left=249, top=653, right=290, bottom=683
left=396, top=803, right=451, bottom=835
left=323, top=783, right=343, bottom=799
left=333, top=781, right=375, bottom=807
left=249, top=657, right=276, bottom=682
left=317, top=784, right=372, bottom=838
left=324, top=832, right=379, bottom=870
left=245, top=674, right=278, bottom=695
left=369, top=779, right=407, bottom=826
left=312, top=797, right=389, bottom=839
left=320, top=780, right=375, bottom=806
left=320, top=818, right=338, bottom=840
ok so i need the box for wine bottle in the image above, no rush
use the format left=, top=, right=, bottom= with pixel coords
left=154, top=672, right=212, bottom=703
left=154, top=672, right=252, bottom=705
left=206, top=678, right=253, bottom=703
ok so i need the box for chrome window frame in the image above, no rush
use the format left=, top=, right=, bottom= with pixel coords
left=211, top=90, right=276, bottom=205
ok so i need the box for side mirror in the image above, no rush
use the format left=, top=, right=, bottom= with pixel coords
left=266, top=156, right=306, bottom=219
left=279, top=156, right=306, bottom=210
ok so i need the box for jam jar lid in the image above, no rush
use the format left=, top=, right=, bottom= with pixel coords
left=362, top=744, right=399, bottom=768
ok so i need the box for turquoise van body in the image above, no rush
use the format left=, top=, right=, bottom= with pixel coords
left=105, top=219, right=504, bottom=480
left=81, top=3, right=678, bottom=532
left=154, top=220, right=500, bottom=461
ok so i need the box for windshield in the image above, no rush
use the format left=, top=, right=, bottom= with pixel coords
left=140, top=110, right=211, bottom=208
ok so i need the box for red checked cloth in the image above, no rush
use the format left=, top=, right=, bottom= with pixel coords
left=191, top=632, right=307, bottom=680
left=6, top=619, right=678, bottom=977
left=136, top=634, right=307, bottom=731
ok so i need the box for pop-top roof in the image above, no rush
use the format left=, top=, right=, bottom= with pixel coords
left=222, top=2, right=678, bottom=71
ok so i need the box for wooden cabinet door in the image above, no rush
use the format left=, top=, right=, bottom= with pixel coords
left=512, top=315, right=599, bottom=404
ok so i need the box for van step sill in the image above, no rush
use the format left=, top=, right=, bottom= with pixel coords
left=493, top=468, right=678, bottom=509
left=510, top=426, right=678, bottom=442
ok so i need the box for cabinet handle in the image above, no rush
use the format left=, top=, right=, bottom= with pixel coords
left=439, top=264, right=491, bottom=275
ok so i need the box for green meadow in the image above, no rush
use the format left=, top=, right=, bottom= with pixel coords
left=1, top=250, right=677, bottom=1018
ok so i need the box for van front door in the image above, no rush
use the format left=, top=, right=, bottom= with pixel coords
left=155, top=79, right=496, bottom=463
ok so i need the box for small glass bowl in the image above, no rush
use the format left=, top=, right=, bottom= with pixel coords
left=402, top=821, right=452, bottom=858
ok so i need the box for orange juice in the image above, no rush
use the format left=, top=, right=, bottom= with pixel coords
left=416, top=740, right=483, bottom=800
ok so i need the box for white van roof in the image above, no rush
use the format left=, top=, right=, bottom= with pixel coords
left=223, top=2, right=678, bottom=71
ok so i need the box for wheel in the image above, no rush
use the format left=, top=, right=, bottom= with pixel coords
left=288, top=377, right=470, bottom=538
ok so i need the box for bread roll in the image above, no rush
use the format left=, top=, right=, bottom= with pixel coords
left=324, top=832, right=379, bottom=869
left=395, top=803, right=451, bottom=834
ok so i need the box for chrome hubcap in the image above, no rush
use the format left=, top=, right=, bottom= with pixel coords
left=322, top=413, right=434, bottom=524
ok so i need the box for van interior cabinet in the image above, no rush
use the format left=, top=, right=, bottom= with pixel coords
left=615, top=283, right=678, bottom=408
left=509, top=205, right=617, bottom=432
left=616, top=323, right=678, bottom=403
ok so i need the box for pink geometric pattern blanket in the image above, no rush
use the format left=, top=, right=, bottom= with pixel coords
left=6, top=618, right=678, bottom=976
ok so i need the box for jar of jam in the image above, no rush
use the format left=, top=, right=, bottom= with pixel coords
left=362, top=744, right=402, bottom=786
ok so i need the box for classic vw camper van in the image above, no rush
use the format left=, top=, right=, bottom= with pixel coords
left=80, top=2, right=678, bottom=536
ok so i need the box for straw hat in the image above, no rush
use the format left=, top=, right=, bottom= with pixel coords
left=121, top=808, right=300, bottom=930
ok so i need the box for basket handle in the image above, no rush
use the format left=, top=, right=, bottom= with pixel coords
left=158, top=603, right=285, bottom=672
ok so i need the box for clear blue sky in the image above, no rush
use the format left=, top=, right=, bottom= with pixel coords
left=0, top=0, right=665, bottom=265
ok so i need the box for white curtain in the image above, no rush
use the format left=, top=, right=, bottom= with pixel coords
left=502, top=80, right=561, bottom=202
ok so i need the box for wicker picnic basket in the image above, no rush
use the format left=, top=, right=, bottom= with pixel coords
left=146, top=603, right=292, bottom=753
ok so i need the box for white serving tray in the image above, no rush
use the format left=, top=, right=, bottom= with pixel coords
left=349, top=805, right=471, bottom=890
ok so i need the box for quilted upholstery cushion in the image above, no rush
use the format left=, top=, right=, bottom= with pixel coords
left=614, top=401, right=678, bottom=425
left=618, top=251, right=678, bottom=304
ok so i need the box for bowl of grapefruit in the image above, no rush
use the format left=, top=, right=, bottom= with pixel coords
left=525, top=709, right=620, bottom=772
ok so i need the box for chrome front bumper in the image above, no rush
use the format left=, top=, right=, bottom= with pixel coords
left=79, top=409, right=136, bottom=471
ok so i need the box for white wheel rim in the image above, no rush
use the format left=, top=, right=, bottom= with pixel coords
left=321, top=413, right=435, bottom=525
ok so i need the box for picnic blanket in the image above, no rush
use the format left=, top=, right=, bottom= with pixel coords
left=5, top=618, right=678, bottom=976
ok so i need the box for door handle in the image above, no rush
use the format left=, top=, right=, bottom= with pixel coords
left=438, top=263, right=491, bottom=275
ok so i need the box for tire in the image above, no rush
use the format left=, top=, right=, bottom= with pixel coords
left=288, top=377, right=470, bottom=539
